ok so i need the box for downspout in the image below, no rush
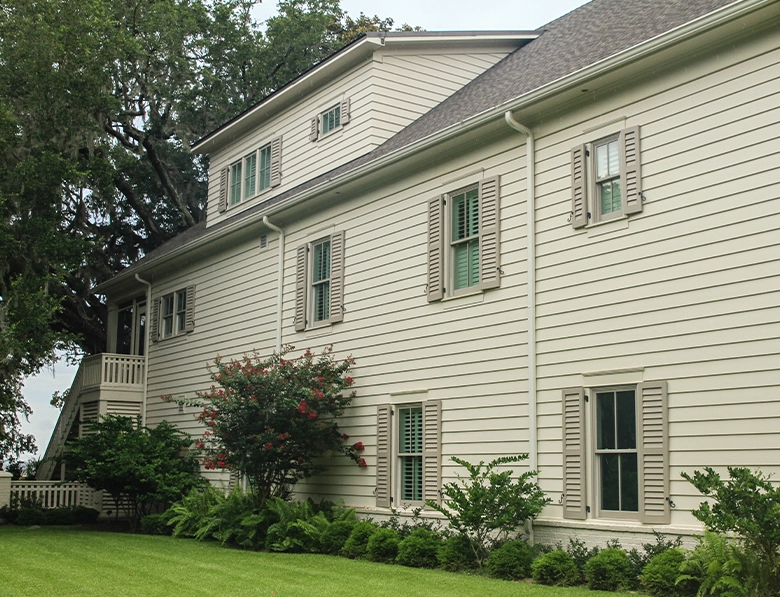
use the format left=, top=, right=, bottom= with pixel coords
left=262, top=216, right=285, bottom=354
left=134, top=274, right=152, bottom=427
left=504, top=112, right=537, bottom=542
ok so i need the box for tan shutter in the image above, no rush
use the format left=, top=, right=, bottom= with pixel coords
left=219, top=167, right=228, bottom=213
left=638, top=380, right=670, bottom=524
left=309, top=117, right=319, bottom=141
left=294, top=244, right=308, bottom=332
left=621, top=126, right=642, bottom=215
left=269, top=136, right=282, bottom=188
left=184, top=285, right=195, bottom=332
left=376, top=404, right=392, bottom=508
left=478, top=175, right=501, bottom=290
left=328, top=231, right=345, bottom=324
left=562, top=387, right=587, bottom=519
left=340, top=97, right=351, bottom=125
left=150, top=297, right=160, bottom=343
left=571, top=145, right=588, bottom=229
left=422, top=400, right=442, bottom=507
left=427, top=195, right=445, bottom=302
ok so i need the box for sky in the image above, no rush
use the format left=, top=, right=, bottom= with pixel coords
left=19, top=0, right=592, bottom=463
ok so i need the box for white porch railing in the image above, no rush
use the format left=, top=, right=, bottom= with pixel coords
left=10, top=481, right=99, bottom=509
left=82, top=353, right=145, bottom=387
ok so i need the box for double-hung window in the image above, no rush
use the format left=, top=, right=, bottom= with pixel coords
left=321, top=105, right=341, bottom=136
left=309, top=97, right=351, bottom=141
left=294, top=231, right=345, bottom=331
left=562, top=381, right=669, bottom=524
left=219, top=138, right=282, bottom=213
left=151, top=286, right=195, bottom=341
left=375, top=401, right=441, bottom=508
left=427, top=176, right=501, bottom=301
left=571, top=126, right=642, bottom=228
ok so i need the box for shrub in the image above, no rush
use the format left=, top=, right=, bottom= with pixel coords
left=341, top=521, right=379, bottom=559
left=641, top=548, right=692, bottom=597
left=532, top=550, right=582, bottom=586
left=677, top=532, right=761, bottom=597
left=683, top=467, right=780, bottom=595
left=426, top=455, right=550, bottom=567
left=566, top=537, right=601, bottom=576
left=15, top=507, right=45, bottom=526
left=367, top=528, right=400, bottom=563
left=486, top=539, right=535, bottom=580
left=43, top=507, right=75, bottom=525
left=71, top=506, right=99, bottom=524
left=320, top=520, right=355, bottom=555
left=396, top=528, right=442, bottom=568
left=140, top=512, right=174, bottom=535
left=438, top=533, right=478, bottom=571
left=584, top=547, right=634, bottom=591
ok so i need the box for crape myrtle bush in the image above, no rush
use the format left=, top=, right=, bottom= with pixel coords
left=171, top=346, right=365, bottom=507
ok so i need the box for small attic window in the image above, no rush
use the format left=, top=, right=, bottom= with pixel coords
left=321, top=105, right=341, bottom=136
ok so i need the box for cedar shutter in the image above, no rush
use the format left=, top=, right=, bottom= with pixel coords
left=571, top=144, right=588, bottom=229
left=309, top=117, right=319, bottom=141
left=294, top=244, right=308, bottom=332
left=427, top=195, right=445, bottom=302
left=422, top=400, right=442, bottom=507
left=376, top=404, right=392, bottom=508
left=478, top=175, right=501, bottom=290
left=219, top=167, right=229, bottom=213
left=621, top=126, right=643, bottom=215
left=562, top=387, right=587, bottom=519
left=150, top=297, right=160, bottom=343
left=340, top=97, right=351, bottom=125
left=638, top=380, right=670, bottom=524
left=269, top=136, right=282, bottom=188
left=184, top=285, right=195, bottom=333
left=328, top=231, right=345, bottom=324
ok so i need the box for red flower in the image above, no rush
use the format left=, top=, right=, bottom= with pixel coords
left=345, top=376, right=354, bottom=385
left=358, top=458, right=368, bottom=468
left=265, top=442, right=273, bottom=450
left=297, top=456, right=303, bottom=462
left=353, top=442, right=364, bottom=451
left=342, top=433, right=350, bottom=440
left=308, top=412, right=317, bottom=420
left=194, top=441, right=205, bottom=449
left=297, top=400, right=309, bottom=414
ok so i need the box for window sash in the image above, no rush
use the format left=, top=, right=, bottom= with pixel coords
left=175, top=290, right=186, bottom=333
left=593, top=136, right=622, bottom=220
left=230, top=162, right=242, bottom=205
left=398, top=406, right=423, bottom=502
left=449, top=185, right=480, bottom=291
left=311, top=240, right=331, bottom=323
left=244, top=153, right=256, bottom=198
left=258, top=145, right=271, bottom=191
left=161, top=294, right=174, bottom=337
left=321, top=105, right=341, bottom=136
left=595, top=389, right=638, bottom=514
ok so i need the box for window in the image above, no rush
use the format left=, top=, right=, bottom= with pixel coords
left=427, top=176, right=501, bottom=301
left=375, top=401, right=441, bottom=508
left=218, top=138, right=282, bottom=213
left=151, top=286, right=195, bottom=341
left=114, top=297, right=146, bottom=356
left=562, top=381, right=669, bottom=524
left=571, top=126, right=642, bottom=228
left=309, top=97, right=351, bottom=142
left=294, top=231, right=345, bottom=331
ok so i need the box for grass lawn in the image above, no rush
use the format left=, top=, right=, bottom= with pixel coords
left=0, top=526, right=627, bottom=597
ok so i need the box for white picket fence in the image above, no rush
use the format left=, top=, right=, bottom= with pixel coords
left=9, top=481, right=100, bottom=509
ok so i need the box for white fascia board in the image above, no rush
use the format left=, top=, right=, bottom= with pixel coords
left=100, top=0, right=770, bottom=293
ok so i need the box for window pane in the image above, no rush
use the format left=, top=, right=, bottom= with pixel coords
left=163, top=295, right=174, bottom=317
left=313, top=241, right=330, bottom=282
left=452, top=188, right=479, bottom=241
left=454, top=243, right=468, bottom=289
left=608, top=140, right=619, bottom=176
left=259, top=146, right=271, bottom=191
left=600, top=453, right=620, bottom=511
left=600, top=181, right=613, bottom=215
left=610, top=180, right=622, bottom=212
left=244, top=153, right=256, bottom=198
left=401, top=455, right=422, bottom=501
left=597, top=392, right=615, bottom=450
left=399, top=407, right=422, bottom=453
left=596, top=143, right=608, bottom=179
left=230, top=163, right=242, bottom=205
left=616, top=390, right=636, bottom=449
left=313, top=282, right=329, bottom=322
left=116, top=307, right=133, bottom=355
left=620, top=453, right=639, bottom=512
left=468, top=240, right=480, bottom=288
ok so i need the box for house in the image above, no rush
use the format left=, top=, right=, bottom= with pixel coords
left=39, top=0, right=780, bottom=547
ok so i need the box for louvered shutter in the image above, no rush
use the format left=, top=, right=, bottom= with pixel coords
left=150, top=297, right=160, bottom=343
left=328, top=231, right=345, bottom=323
left=422, top=400, right=442, bottom=507
left=340, top=97, right=351, bottom=125
left=376, top=405, right=392, bottom=508
left=427, top=195, right=444, bottom=302
left=571, top=145, right=588, bottom=229
left=219, top=167, right=229, bottom=213
left=638, top=380, right=670, bottom=524
left=309, top=117, right=319, bottom=141
left=294, top=245, right=308, bottom=332
left=270, top=136, right=282, bottom=188
left=184, top=286, right=195, bottom=332
left=621, top=126, right=643, bottom=215
left=478, top=176, right=501, bottom=290
left=562, top=387, right=587, bottom=519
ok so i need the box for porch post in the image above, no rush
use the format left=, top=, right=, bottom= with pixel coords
left=0, top=471, right=12, bottom=509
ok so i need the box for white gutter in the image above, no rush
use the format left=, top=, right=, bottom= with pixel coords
left=101, top=0, right=769, bottom=291
left=262, top=216, right=285, bottom=353
left=134, top=274, right=152, bottom=427
left=504, top=112, right=537, bottom=543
